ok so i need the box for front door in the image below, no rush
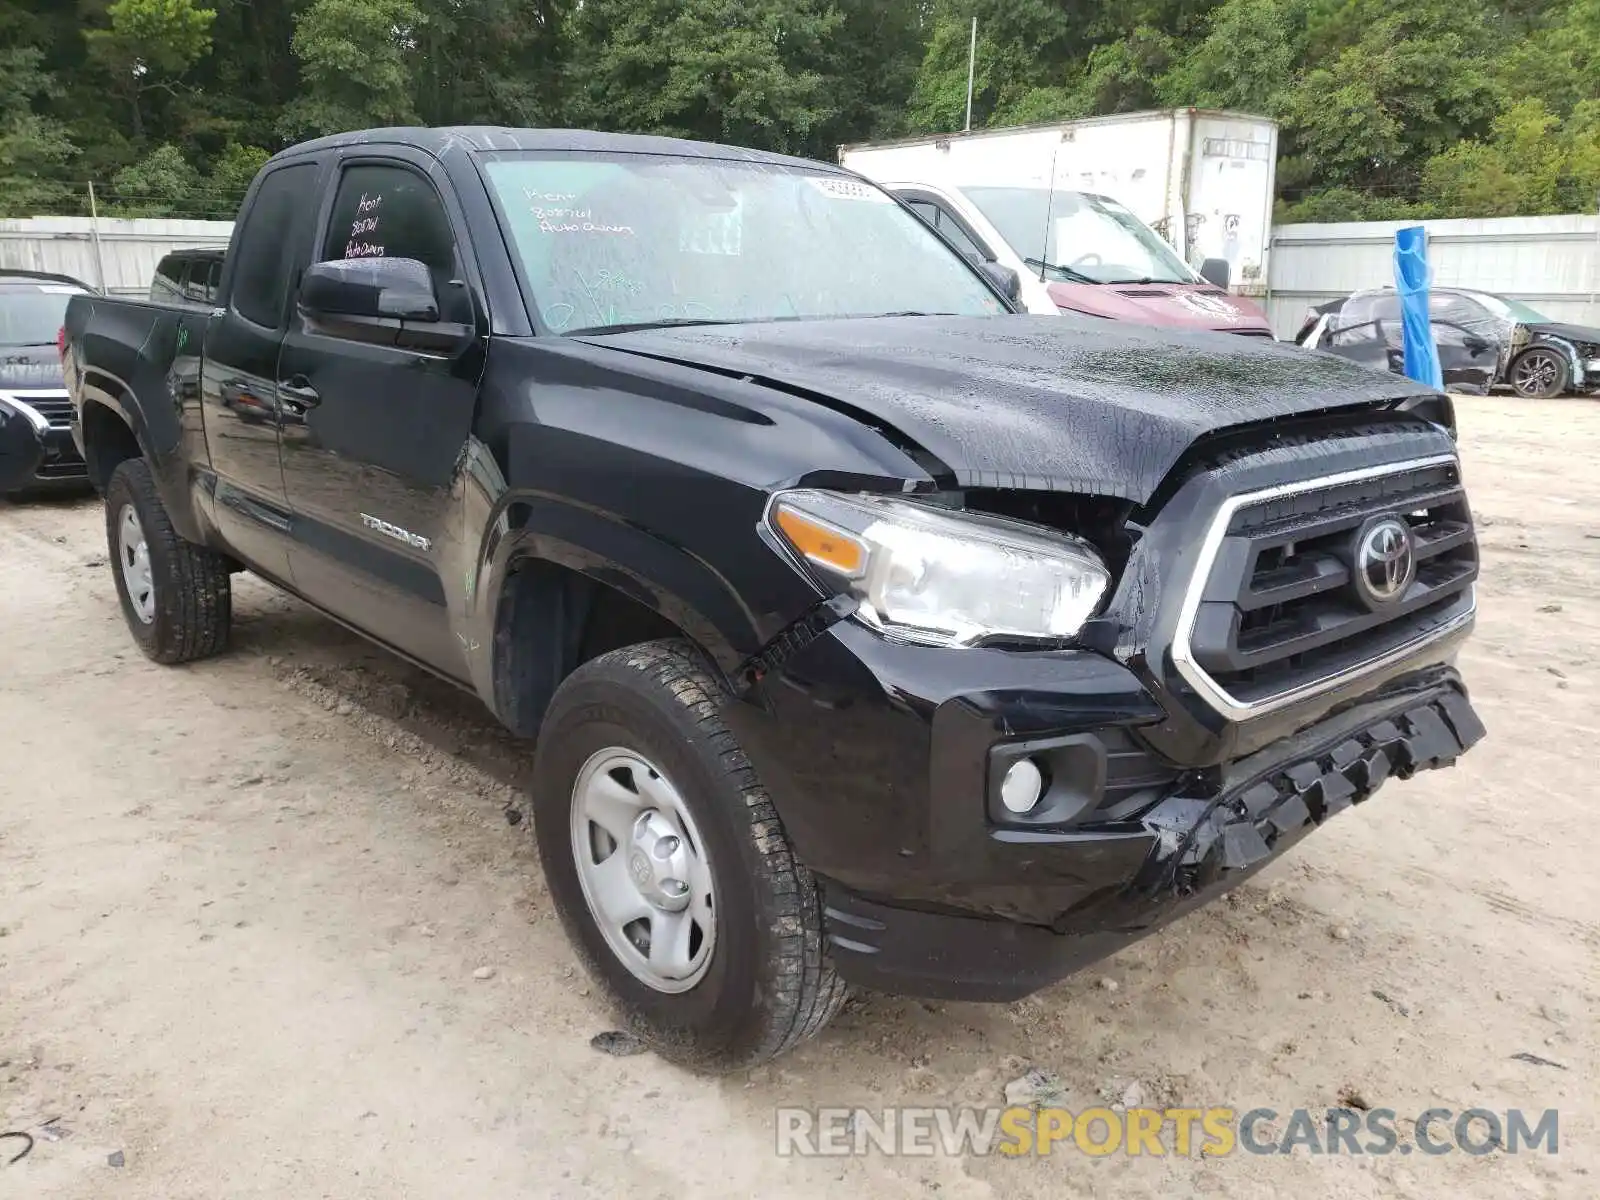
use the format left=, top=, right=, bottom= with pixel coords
left=276, top=152, right=486, bottom=678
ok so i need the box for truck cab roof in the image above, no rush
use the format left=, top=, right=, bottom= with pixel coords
left=268, top=126, right=845, bottom=174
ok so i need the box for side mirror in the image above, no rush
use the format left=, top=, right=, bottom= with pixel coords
left=1199, top=257, right=1231, bottom=290
left=299, top=256, right=440, bottom=323
left=980, top=260, right=1023, bottom=305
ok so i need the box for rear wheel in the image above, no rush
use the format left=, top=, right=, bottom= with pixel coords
left=532, top=640, right=846, bottom=1070
left=1510, top=347, right=1570, bottom=399
left=104, top=458, right=232, bottom=664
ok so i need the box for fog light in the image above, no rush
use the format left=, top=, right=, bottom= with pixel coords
left=1000, top=758, right=1045, bottom=815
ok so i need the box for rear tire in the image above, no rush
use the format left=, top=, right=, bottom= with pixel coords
left=532, top=640, right=847, bottom=1071
left=1510, top=347, right=1570, bottom=399
left=104, top=458, right=232, bottom=664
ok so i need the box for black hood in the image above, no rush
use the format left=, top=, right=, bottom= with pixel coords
left=0, top=343, right=65, bottom=391
left=578, top=315, right=1438, bottom=502
left=1526, top=322, right=1600, bottom=347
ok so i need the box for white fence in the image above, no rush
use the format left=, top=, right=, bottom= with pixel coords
left=1266, top=214, right=1600, bottom=339
left=0, top=216, right=234, bottom=297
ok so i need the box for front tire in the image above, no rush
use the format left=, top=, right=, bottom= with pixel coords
left=104, top=458, right=232, bottom=664
left=1510, top=347, right=1570, bottom=398
left=532, top=641, right=846, bottom=1070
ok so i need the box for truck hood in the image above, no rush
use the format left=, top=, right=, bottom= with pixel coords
left=0, top=343, right=65, bottom=391
left=577, top=315, right=1438, bottom=502
left=1047, top=281, right=1272, bottom=336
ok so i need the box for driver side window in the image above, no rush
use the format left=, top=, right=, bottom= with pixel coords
left=320, top=162, right=468, bottom=322
left=321, top=164, right=457, bottom=270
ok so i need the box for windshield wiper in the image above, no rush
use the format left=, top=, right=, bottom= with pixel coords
left=1022, top=258, right=1099, bottom=285
left=1102, top=277, right=1187, bottom=286
left=868, top=311, right=959, bottom=318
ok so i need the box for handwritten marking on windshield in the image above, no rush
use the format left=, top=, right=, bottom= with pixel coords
left=538, top=220, right=636, bottom=236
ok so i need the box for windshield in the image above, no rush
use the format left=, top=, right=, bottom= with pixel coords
left=481, top=154, right=1007, bottom=334
left=960, top=187, right=1197, bottom=285
left=1476, top=293, right=1551, bottom=324
left=0, top=287, right=79, bottom=346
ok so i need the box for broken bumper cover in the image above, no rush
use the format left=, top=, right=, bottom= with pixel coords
left=819, top=683, right=1485, bottom=1002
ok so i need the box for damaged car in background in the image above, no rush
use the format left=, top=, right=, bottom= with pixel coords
left=64, top=126, right=1484, bottom=1070
left=1299, top=286, right=1600, bottom=398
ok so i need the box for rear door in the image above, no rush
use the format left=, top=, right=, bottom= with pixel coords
left=201, top=158, right=325, bottom=582
left=276, top=149, right=486, bottom=677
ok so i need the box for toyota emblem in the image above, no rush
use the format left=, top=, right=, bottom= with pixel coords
left=1352, top=517, right=1417, bottom=609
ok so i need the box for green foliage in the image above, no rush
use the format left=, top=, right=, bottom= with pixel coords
left=207, top=142, right=272, bottom=208
left=0, top=0, right=1597, bottom=220
left=564, top=0, right=846, bottom=155
left=1155, top=0, right=1294, bottom=114
left=85, top=0, right=217, bottom=77
left=0, top=47, right=78, bottom=217
left=280, top=0, right=423, bottom=138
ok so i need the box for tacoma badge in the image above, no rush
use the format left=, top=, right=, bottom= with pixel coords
left=360, top=513, right=432, bottom=551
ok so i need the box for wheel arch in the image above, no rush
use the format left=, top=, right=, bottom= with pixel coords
left=484, top=535, right=747, bottom=739
left=77, top=374, right=206, bottom=542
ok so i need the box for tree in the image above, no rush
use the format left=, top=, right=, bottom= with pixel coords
left=108, top=142, right=199, bottom=215
left=0, top=47, right=79, bottom=217
left=84, top=0, right=218, bottom=141
left=206, top=142, right=272, bottom=210
left=564, top=0, right=844, bottom=155
left=1420, top=99, right=1600, bottom=217
left=1158, top=0, right=1294, bottom=114
left=280, top=0, right=423, bottom=139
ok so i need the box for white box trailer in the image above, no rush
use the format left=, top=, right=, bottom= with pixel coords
left=840, top=109, right=1278, bottom=289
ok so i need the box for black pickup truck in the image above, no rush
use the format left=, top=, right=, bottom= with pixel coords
left=64, top=127, right=1484, bottom=1070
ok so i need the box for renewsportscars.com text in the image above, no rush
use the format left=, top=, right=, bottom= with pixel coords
left=775, top=1106, right=1559, bottom=1158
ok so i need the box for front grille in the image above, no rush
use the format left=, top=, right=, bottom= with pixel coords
left=17, top=393, right=73, bottom=427
left=1179, top=457, right=1477, bottom=713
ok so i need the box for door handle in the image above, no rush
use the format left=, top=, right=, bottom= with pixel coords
left=278, top=376, right=321, bottom=413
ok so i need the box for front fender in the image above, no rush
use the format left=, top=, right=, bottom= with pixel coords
left=463, top=487, right=765, bottom=697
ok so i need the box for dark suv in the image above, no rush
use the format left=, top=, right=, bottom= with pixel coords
left=151, top=248, right=227, bottom=308
left=0, top=269, right=92, bottom=495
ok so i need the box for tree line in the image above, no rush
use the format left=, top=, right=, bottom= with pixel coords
left=1, top=0, right=1597, bottom=223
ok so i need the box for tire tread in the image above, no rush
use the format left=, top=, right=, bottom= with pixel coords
left=106, top=458, right=231, bottom=664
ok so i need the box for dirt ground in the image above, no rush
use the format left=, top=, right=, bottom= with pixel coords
left=2, top=395, right=1595, bottom=1198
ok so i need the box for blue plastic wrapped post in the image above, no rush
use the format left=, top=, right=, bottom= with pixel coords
left=1393, top=225, right=1443, bottom=390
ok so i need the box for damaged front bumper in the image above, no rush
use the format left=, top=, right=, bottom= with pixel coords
left=812, top=678, right=1484, bottom=1002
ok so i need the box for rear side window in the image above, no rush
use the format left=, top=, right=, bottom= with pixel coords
left=231, top=163, right=318, bottom=327
left=152, top=255, right=182, bottom=302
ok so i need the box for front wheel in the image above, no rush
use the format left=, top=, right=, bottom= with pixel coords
left=1510, top=347, right=1570, bottom=399
left=532, top=641, right=847, bottom=1070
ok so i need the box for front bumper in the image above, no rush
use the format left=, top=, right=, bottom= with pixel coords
left=0, top=397, right=86, bottom=492
left=819, top=679, right=1482, bottom=1000
left=728, top=606, right=1482, bottom=1003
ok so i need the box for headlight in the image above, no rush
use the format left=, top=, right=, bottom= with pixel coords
left=765, top=489, right=1110, bottom=647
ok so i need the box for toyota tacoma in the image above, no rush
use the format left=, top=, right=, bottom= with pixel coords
left=63, top=127, right=1483, bottom=1070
